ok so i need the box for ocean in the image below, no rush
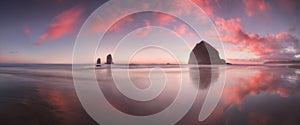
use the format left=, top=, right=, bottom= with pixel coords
left=0, top=64, right=299, bottom=125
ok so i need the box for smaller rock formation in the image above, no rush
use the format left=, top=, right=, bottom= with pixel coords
left=188, top=41, right=226, bottom=65
left=96, top=58, right=101, bottom=67
left=106, top=54, right=113, bottom=64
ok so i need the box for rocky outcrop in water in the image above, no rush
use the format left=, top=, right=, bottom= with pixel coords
left=96, top=58, right=101, bottom=67
left=188, top=41, right=226, bottom=65
left=106, top=54, right=113, bottom=64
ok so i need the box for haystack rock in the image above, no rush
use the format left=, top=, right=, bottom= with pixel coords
left=106, top=54, right=113, bottom=64
left=188, top=41, right=226, bottom=65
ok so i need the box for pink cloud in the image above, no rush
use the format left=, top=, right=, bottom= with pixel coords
left=88, top=0, right=217, bottom=35
left=88, top=10, right=176, bottom=35
left=215, top=18, right=300, bottom=60
left=192, top=0, right=217, bottom=18
left=135, top=20, right=151, bottom=37
left=23, top=25, right=31, bottom=35
left=109, top=16, right=134, bottom=32
left=173, top=24, right=187, bottom=36
left=153, top=12, right=176, bottom=26
left=35, top=41, right=43, bottom=46
left=36, top=5, right=84, bottom=45
left=243, top=0, right=267, bottom=16
left=170, top=0, right=193, bottom=15
left=88, top=16, right=107, bottom=34
left=215, top=18, right=243, bottom=44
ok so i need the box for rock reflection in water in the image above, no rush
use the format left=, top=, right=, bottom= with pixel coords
left=189, top=66, right=220, bottom=89
left=179, top=66, right=300, bottom=125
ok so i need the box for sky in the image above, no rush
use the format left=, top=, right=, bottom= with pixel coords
left=0, top=0, right=299, bottom=64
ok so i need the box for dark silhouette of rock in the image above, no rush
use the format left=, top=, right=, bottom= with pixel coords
left=106, top=54, right=113, bottom=64
left=188, top=41, right=226, bottom=65
left=96, top=58, right=101, bottom=67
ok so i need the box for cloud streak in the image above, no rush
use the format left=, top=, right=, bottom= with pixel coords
left=36, top=5, right=84, bottom=46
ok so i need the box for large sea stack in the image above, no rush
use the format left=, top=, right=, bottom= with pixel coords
left=188, top=41, right=226, bottom=65
left=106, top=54, right=113, bottom=64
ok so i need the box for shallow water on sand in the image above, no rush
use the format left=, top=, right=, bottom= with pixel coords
left=0, top=64, right=299, bottom=125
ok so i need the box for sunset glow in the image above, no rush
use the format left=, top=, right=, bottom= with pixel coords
left=0, top=0, right=299, bottom=64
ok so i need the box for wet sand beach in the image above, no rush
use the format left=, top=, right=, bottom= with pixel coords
left=0, top=64, right=300, bottom=125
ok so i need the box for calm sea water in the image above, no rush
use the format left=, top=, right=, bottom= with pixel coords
left=0, top=64, right=299, bottom=125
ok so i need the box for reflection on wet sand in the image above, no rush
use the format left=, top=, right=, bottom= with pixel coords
left=0, top=81, right=61, bottom=125
left=179, top=66, right=300, bottom=125
left=225, top=67, right=299, bottom=106
left=96, top=67, right=180, bottom=116
left=0, top=67, right=98, bottom=125
left=189, top=67, right=220, bottom=89
left=1, top=65, right=300, bottom=125
left=177, top=66, right=221, bottom=125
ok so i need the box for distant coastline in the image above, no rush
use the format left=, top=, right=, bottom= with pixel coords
left=264, top=60, right=300, bottom=64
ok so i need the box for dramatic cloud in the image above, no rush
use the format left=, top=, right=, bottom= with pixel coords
left=243, top=0, right=267, bottom=16
left=36, top=5, right=84, bottom=45
left=78, top=0, right=299, bottom=62
left=215, top=18, right=300, bottom=60
left=23, top=25, right=31, bottom=35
